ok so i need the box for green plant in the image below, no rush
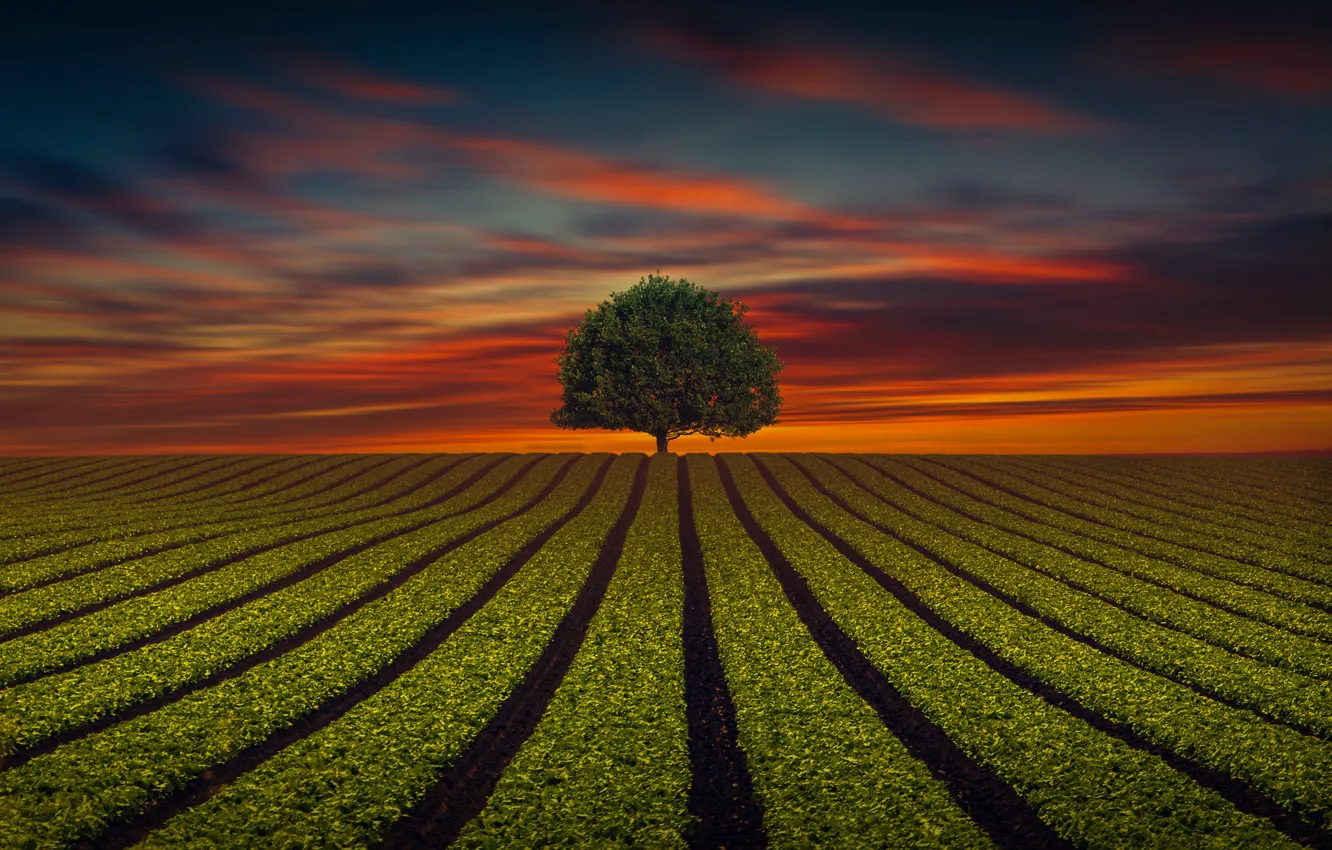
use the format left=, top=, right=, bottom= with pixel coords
left=551, top=272, right=783, bottom=454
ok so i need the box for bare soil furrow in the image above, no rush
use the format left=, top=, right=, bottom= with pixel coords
left=677, top=455, right=768, bottom=850
left=719, top=457, right=1063, bottom=849
left=93, top=455, right=615, bottom=850
left=382, top=456, right=649, bottom=848
left=760, top=456, right=1327, bottom=848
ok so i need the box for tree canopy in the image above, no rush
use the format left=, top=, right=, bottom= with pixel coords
left=551, top=272, right=784, bottom=453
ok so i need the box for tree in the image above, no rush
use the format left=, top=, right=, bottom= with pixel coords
left=551, top=272, right=784, bottom=454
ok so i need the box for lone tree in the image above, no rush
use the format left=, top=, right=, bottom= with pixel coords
left=551, top=272, right=784, bottom=454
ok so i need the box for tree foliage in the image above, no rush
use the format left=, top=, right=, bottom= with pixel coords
left=551, top=272, right=783, bottom=452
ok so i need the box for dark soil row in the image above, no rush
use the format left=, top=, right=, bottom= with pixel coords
left=828, top=456, right=1332, bottom=674
left=383, top=456, right=650, bottom=847
left=771, top=455, right=1328, bottom=848
left=0, top=456, right=515, bottom=642
left=944, top=459, right=1332, bottom=595
left=871, top=457, right=1332, bottom=648
left=679, top=456, right=768, bottom=850
left=0, top=455, right=445, bottom=592
left=787, top=455, right=1327, bottom=742
left=1, top=456, right=560, bottom=772
left=93, top=455, right=615, bottom=849
left=717, top=456, right=1064, bottom=849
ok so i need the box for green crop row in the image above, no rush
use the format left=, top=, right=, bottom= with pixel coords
left=19, top=455, right=268, bottom=511
left=114, top=455, right=413, bottom=522
left=1001, top=454, right=1330, bottom=558
left=0, top=457, right=437, bottom=590
left=0, top=458, right=67, bottom=482
left=1038, top=458, right=1321, bottom=538
left=0, top=454, right=570, bottom=752
left=1188, top=455, right=1328, bottom=486
left=451, top=453, right=692, bottom=848
left=882, top=457, right=1332, bottom=645
left=851, top=456, right=1332, bottom=679
left=0, top=455, right=503, bottom=620
left=689, top=454, right=992, bottom=849
left=21, top=455, right=196, bottom=496
left=776, top=454, right=1332, bottom=831
left=1037, top=457, right=1329, bottom=546
left=31, top=456, right=239, bottom=506
left=53, top=454, right=344, bottom=518
left=927, top=457, right=1332, bottom=611
left=119, top=454, right=363, bottom=509
left=118, top=455, right=437, bottom=535
left=0, top=454, right=444, bottom=569
left=0, top=461, right=58, bottom=487
left=0, top=455, right=403, bottom=566
left=1148, top=458, right=1331, bottom=513
left=152, top=454, right=367, bottom=510
left=0, top=455, right=532, bottom=686
left=0, top=458, right=310, bottom=565
left=0, top=454, right=615, bottom=848
left=0, top=456, right=312, bottom=538
left=991, top=455, right=1321, bottom=570
left=0, top=458, right=164, bottom=517
left=793, top=456, right=1332, bottom=740
left=854, top=456, right=1332, bottom=675
left=134, top=453, right=638, bottom=848
left=971, top=456, right=1332, bottom=586
left=4, top=455, right=337, bottom=532
left=51, top=455, right=262, bottom=504
left=1119, top=457, right=1332, bottom=533
left=0, top=456, right=198, bottom=509
left=196, top=456, right=463, bottom=529
left=0, top=456, right=154, bottom=499
left=1008, top=457, right=1331, bottom=563
left=733, top=454, right=1293, bottom=849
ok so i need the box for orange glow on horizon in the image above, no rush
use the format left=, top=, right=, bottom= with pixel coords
left=6, top=400, right=1323, bottom=456
left=2, top=50, right=1326, bottom=458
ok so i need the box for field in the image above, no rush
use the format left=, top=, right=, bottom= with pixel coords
left=0, top=453, right=1327, bottom=849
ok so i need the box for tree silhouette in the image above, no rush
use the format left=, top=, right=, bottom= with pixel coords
left=551, top=272, right=784, bottom=454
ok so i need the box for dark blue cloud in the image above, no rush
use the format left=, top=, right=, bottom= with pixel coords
left=3, top=152, right=210, bottom=243
left=0, top=195, right=89, bottom=249
left=5, top=153, right=121, bottom=201
left=930, top=181, right=1073, bottom=214
left=748, top=211, right=1332, bottom=381
left=154, top=130, right=253, bottom=185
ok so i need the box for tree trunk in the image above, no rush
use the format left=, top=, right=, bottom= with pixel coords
left=655, top=432, right=669, bottom=454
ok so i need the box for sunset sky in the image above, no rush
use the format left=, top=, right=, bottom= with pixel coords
left=1, top=0, right=1328, bottom=455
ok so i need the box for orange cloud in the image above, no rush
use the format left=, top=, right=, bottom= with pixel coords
left=641, top=29, right=1105, bottom=132
left=4, top=55, right=1323, bottom=457
left=183, top=67, right=1133, bottom=287
left=184, top=73, right=865, bottom=225
left=434, top=131, right=851, bottom=222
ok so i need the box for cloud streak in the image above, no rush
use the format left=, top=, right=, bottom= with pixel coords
left=634, top=23, right=1105, bottom=132
left=1152, top=41, right=1332, bottom=98
left=1, top=26, right=1327, bottom=455
left=4, top=209, right=1327, bottom=454
left=283, top=52, right=465, bottom=105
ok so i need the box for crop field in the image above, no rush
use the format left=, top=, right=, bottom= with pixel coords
left=0, top=453, right=1327, bottom=848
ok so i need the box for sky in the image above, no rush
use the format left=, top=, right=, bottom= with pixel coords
left=0, top=0, right=1328, bottom=455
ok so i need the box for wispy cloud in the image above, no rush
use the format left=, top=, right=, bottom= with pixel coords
left=1158, top=41, right=1332, bottom=98
left=1, top=39, right=1326, bottom=455
left=1090, top=29, right=1332, bottom=102
left=283, top=52, right=465, bottom=105
left=634, top=24, right=1106, bottom=132
left=178, top=72, right=1135, bottom=285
